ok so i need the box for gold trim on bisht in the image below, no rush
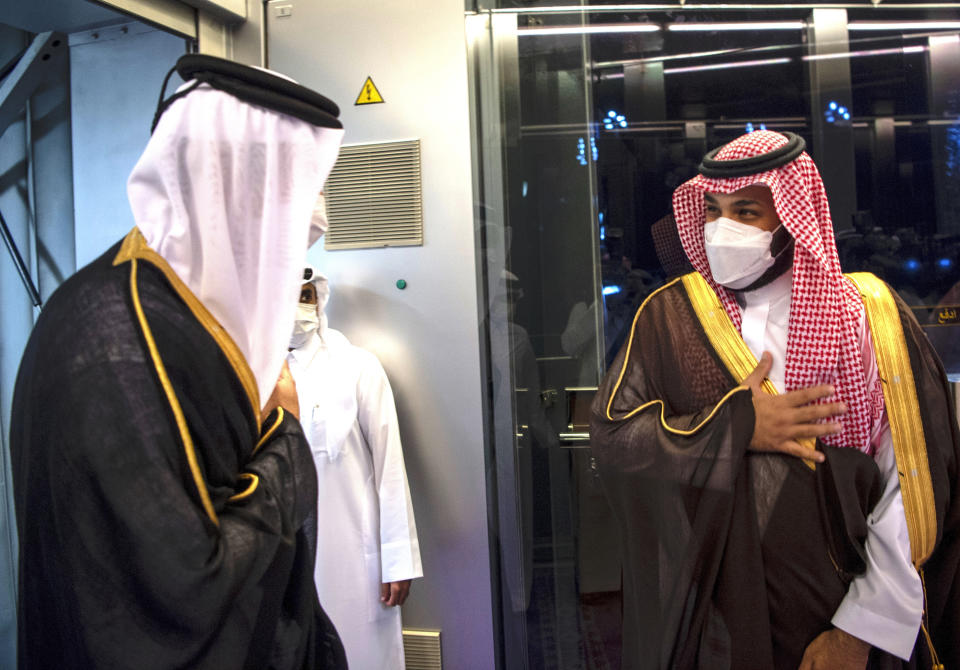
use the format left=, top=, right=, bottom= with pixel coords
left=114, top=227, right=267, bottom=526
left=847, top=272, right=937, bottom=567
left=224, top=407, right=287, bottom=503
left=255, top=408, right=285, bottom=455
left=682, top=273, right=778, bottom=395
left=604, top=275, right=753, bottom=436
left=228, top=473, right=260, bottom=503
left=124, top=254, right=219, bottom=525
left=681, top=272, right=817, bottom=468
left=114, top=228, right=260, bottom=421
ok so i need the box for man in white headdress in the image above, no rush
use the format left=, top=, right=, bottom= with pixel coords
left=288, top=267, right=422, bottom=670
left=11, top=55, right=346, bottom=669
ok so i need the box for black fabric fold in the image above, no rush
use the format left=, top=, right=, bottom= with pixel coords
left=816, top=445, right=885, bottom=582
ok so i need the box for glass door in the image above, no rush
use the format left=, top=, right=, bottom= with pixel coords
left=469, top=5, right=960, bottom=668
left=469, top=10, right=609, bottom=668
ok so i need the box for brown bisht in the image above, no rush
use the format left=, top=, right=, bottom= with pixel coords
left=589, top=272, right=960, bottom=670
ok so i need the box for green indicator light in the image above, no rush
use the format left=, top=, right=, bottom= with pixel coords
left=396, top=279, right=407, bottom=290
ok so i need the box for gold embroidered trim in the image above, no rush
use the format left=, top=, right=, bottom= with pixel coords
left=227, top=473, right=260, bottom=503
left=682, top=272, right=817, bottom=469
left=605, top=276, right=682, bottom=422
left=682, top=273, right=778, bottom=395
left=255, top=407, right=284, bottom=455
left=619, top=386, right=753, bottom=436
left=114, top=228, right=260, bottom=424
left=847, top=272, right=937, bottom=567
left=604, top=275, right=752, bottom=436
left=128, top=257, right=219, bottom=526
left=919, top=568, right=945, bottom=668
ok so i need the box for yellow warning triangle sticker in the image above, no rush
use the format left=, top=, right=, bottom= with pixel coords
left=355, top=77, right=384, bottom=105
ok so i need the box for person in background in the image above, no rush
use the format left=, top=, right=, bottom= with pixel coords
left=10, top=55, right=346, bottom=669
left=288, top=267, right=423, bottom=670
left=590, top=130, right=960, bottom=669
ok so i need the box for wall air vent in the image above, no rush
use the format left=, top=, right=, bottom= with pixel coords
left=324, top=139, right=423, bottom=250
left=402, top=628, right=442, bottom=670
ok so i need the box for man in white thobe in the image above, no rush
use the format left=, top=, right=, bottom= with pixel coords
left=288, top=268, right=423, bottom=670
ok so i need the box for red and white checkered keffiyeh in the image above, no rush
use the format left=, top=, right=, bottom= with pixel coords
left=672, top=130, right=880, bottom=452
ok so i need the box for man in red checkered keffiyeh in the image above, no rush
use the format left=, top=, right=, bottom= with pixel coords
left=590, top=130, right=960, bottom=669
left=673, top=129, right=882, bottom=454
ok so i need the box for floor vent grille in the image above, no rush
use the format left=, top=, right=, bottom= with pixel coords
left=403, top=628, right=442, bottom=670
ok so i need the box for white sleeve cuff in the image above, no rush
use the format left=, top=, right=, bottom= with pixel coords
left=832, top=598, right=919, bottom=660
left=381, top=538, right=423, bottom=583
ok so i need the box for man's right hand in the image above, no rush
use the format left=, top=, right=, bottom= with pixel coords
left=261, top=360, right=300, bottom=423
left=743, top=352, right=846, bottom=463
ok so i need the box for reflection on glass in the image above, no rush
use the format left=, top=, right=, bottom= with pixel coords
left=586, top=14, right=960, bottom=378
left=472, top=6, right=960, bottom=670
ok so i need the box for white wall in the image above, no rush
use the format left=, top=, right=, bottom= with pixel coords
left=266, top=1, right=496, bottom=667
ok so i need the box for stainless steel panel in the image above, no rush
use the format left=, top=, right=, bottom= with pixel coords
left=267, top=2, right=495, bottom=668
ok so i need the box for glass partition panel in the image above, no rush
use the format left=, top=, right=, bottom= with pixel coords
left=470, top=5, right=960, bottom=669
left=470, top=11, right=605, bottom=669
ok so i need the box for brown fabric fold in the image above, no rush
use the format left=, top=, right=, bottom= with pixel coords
left=590, top=279, right=960, bottom=669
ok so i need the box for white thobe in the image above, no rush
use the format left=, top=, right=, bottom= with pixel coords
left=288, top=328, right=422, bottom=670
left=737, top=268, right=923, bottom=660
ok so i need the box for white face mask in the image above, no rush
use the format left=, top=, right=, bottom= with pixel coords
left=704, top=217, right=782, bottom=289
left=289, top=302, right=319, bottom=349
left=308, top=193, right=328, bottom=248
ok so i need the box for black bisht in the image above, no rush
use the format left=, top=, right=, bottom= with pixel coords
left=11, top=238, right=347, bottom=669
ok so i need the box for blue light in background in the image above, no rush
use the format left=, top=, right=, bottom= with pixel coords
left=947, top=126, right=960, bottom=176
left=938, top=258, right=953, bottom=269
left=576, top=136, right=600, bottom=164
left=746, top=122, right=755, bottom=133
left=577, top=137, right=588, bottom=165
left=825, top=101, right=851, bottom=124
left=603, top=110, right=628, bottom=131
left=602, top=285, right=621, bottom=296
left=600, top=225, right=606, bottom=241
left=905, top=258, right=921, bottom=271
left=522, top=181, right=528, bottom=197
